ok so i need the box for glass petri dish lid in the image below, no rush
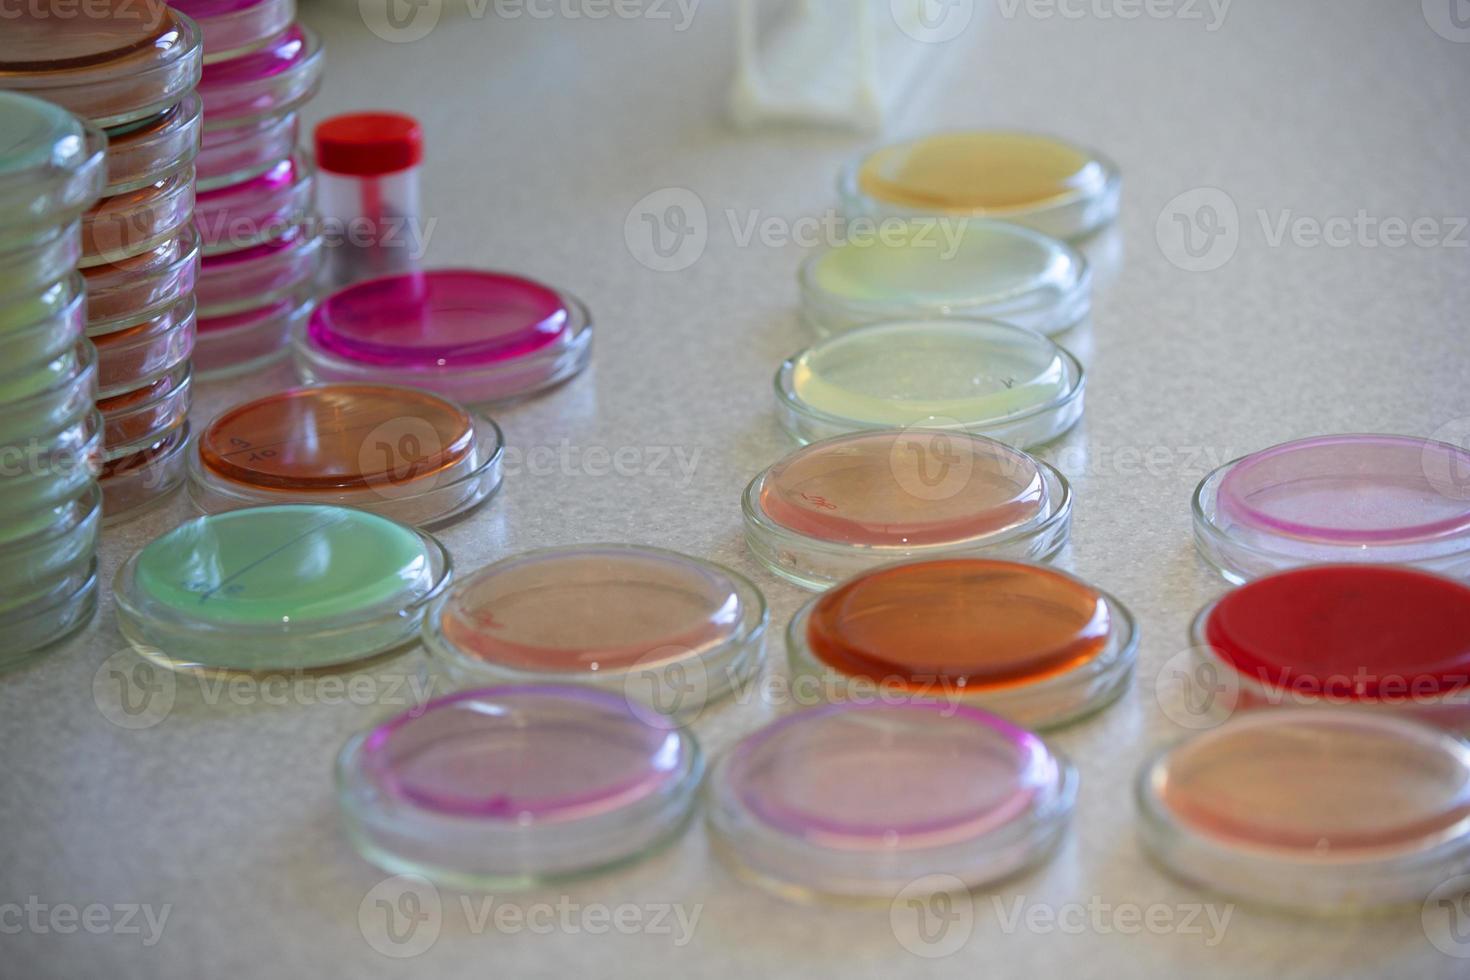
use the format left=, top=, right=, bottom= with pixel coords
left=196, top=24, right=323, bottom=129
left=744, top=429, right=1071, bottom=590
left=195, top=151, right=314, bottom=255
left=173, top=0, right=297, bottom=63
left=188, top=384, right=505, bottom=527
left=1194, top=434, right=1470, bottom=583
left=789, top=558, right=1137, bottom=729
left=295, top=269, right=594, bottom=405
left=101, top=95, right=202, bottom=194
left=1137, top=710, right=1470, bottom=913
left=84, top=223, right=201, bottom=333
left=93, top=297, right=196, bottom=397
left=0, top=558, right=98, bottom=672
left=114, top=504, right=452, bottom=671
left=705, top=701, right=1077, bottom=900
left=337, top=685, right=703, bottom=890
left=81, top=165, right=196, bottom=267
left=193, top=286, right=310, bottom=378
left=424, top=545, right=766, bottom=722
left=841, top=130, right=1121, bottom=241
left=100, top=421, right=191, bottom=523
left=800, top=218, right=1090, bottom=337
left=196, top=108, right=297, bottom=190
left=195, top=221, right=321, bottom=316
left=776, top=318, right=1084, bottom=448
left=0, top=93, right=107, bottom=249
left=1190, top=564, right=1470, bottom=728
left=0, top=7, right=204, bottom=129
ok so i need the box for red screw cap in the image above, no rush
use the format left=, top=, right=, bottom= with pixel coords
left=314, top=112, right=423, bottom=176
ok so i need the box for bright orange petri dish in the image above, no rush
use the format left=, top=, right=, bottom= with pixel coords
left=189, top=384, right=504, bottom=526
left=791, top=559, right=1137, bottom=728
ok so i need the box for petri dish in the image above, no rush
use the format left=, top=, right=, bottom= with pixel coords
left=189, top=384, right=504, bottom=526
left=99, top=362, right=192, bottom=458
left=195, top=152, right=314, bottom=255
left=84, top=224, right=201, bottom=333
left=1137, top=710, right=1470, bottom=913
left=1, top=275, right=86, bottom=372
left=0, top=407, right=103, bottom=516
left=114, top=503, right=452, bottom=671
left=0, top=221, right=83, bottom=298
left=0, top=482, right=101, bottom=617
left=196, top=108, right=297, bottom=190
left=789, top=558, right=1138, bottom=728
left=776, top=319, right=1084, bottom=448
left=80, top=166, right=196, bottom=267
left=196, top=24, right=323, bottom=129
left=101, top=95, right=202, bottom=195
left=800, top=219, right=1090, bottom=338
left=0, top=7, right=204, bottom=129
left=0, top=559, right=98, bottom=672
left=193, top=288, right=309, bottom=378
left=0, top=342, right=98, bottom=446
left=0, top=337, right=87, bottom=403
left=705, top=701, right=1077, bottom=900
left=1190, top=564, right=1470, bottom=727
left=1194, top=434, right=1470, bottom=583
left=841, top=131, right=1121, bottom=241
left=172, top=0, right=297, bottom=63
left=93, top=298, right=196, bottom=397
left=336, top=686, right=702, bottom=890
left=0, top=93, right=107, bottom=250
left=424, top=545, right=766, bottom=720
left=295, top=269, right=595, bottom=405
left=195, top=222, right=321, bottom=316
left=99, top=422, right=191, bottom=523
left=744, top=429, right=1071, bottom=590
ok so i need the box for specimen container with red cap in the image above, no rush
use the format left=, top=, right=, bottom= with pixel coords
left=314, top=111, right=425, bottom=289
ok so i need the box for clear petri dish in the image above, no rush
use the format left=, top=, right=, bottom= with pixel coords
left=196, top=108, right=297, bottom=191
left=424, top=545, right=766, bottom=721
left=101, top=95, right=202, bottom=195
left=99, top=362, right=192, bottom=458
left=84, top=224, right=201, bottom=333
left=788, top=558, right=1138, bottom=729
left=81, top=166, right=196, bottom=267
left=195, top=222, right=321, bottom=316
left=705, top=701, right=1077, bottom=900
left=295, top=269, right=594, bottom=405
left=195, top=152, right=314, bottom=255
left=0, top=221, right=82, bottom=298
left=172, top=0, right=297, bottom=63
left=0, top=342, right=98, bottom=446
left=193, top=287, right=309, bottom=378
left=196, top=24, right=323, bottom=129
left=800, top=219, right=1090, bottom=337
left=0, top=407, right=104, bottom=516
left=0, top=275, right=86, bottom=370
left=0, top=7, right=204, bottom=129
left=0, top=337, right=88, bottom=403
left=100, top=421, right=191, bottom=523
left=0, top=558, right=98, bottom=673
left=841, top=131, right=1121, bottom=241
left=188, top=384, right=504, bottom=527
left=776, top=319, right=1084, bottom=448
left=0, top=93, right=108, bottom=249
left=337, top=686, right=702, bottom=890
left=744, top=429, right=1071, bottom=590
left=1190, top=565, right=1470, bottom=728
left=93, top=298, right=196, bottom=398
left=114, top=503, right=453, bottom=671
left=1194, top=434, right=1470, bottom=583
left=0, top=482, right=101, bottom=618
left=1136, top=710, right=1470, bottom=913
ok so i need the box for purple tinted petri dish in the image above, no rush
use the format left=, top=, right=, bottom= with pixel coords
left=195, top=222, right=321, bottom=316
left=295, top=269, right=593, bottom=404
left=705, top=701, right=1076, bottom=900
left=337, top=686, right=702, bottom=889
left=194, top=152, right=314, bottom=255
left=1194, top=434, right=1470, bottom=583
left=172, top=0, right=297, bottom=63
left=196, top=23, right=322, bottom=129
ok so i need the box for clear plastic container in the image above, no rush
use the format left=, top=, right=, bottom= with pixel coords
left=315, top=112, right=424, bottom=289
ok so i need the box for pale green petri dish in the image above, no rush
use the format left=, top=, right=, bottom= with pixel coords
left=800, top=219, right=1090, bottom=337
left=775, top=318, right=1085, bottom=448
left=115, top=504, right=453, bottom=673
left=0, top=92, right=107, bottom=251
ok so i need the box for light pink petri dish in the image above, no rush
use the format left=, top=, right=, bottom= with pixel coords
left=172, top=0, right=297, bottom=63
left=744, top=429, right=1072, bottom=590
left=194, top=152, right=314, bottom=255
left=295, top=269, right=593, bottom=404
left=1138, top=710, right=1470, bottom=913
left=423, top=545, right=766, bottom=722
left=196, top=109, right=298, bottom=190
left=193, top=288, right=311, bottom=378
left=196, top=24, right=322, bottom=129
left=195, top=222, right=321, bottom=316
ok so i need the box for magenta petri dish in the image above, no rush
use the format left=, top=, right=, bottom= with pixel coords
left=706, top=701, right=1076, bottom=899
left=336, top=686, right=703, bottom=889
left=195, top=222, right=321, bottom=316
left=196, top=109, right=297, bottom=190
left=1194, top=434, right=1470, bottom=582
left=172, top=0, right=297, bottom=63
left=196, top=24, right=322, bottom=129
left=194, top=152, right=314, bottom=254
left=744, top=429, right=1071, bottom=589
left=295, top=269, right=594, bottom=404
left=193, top=288, right=310, bottom=378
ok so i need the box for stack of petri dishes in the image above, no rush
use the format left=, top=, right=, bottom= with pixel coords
left=0, top=7, right=203, bottom=521
left=176, top=0, right=324, bottom=378
left=0, top=93, right=108, bottom=667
